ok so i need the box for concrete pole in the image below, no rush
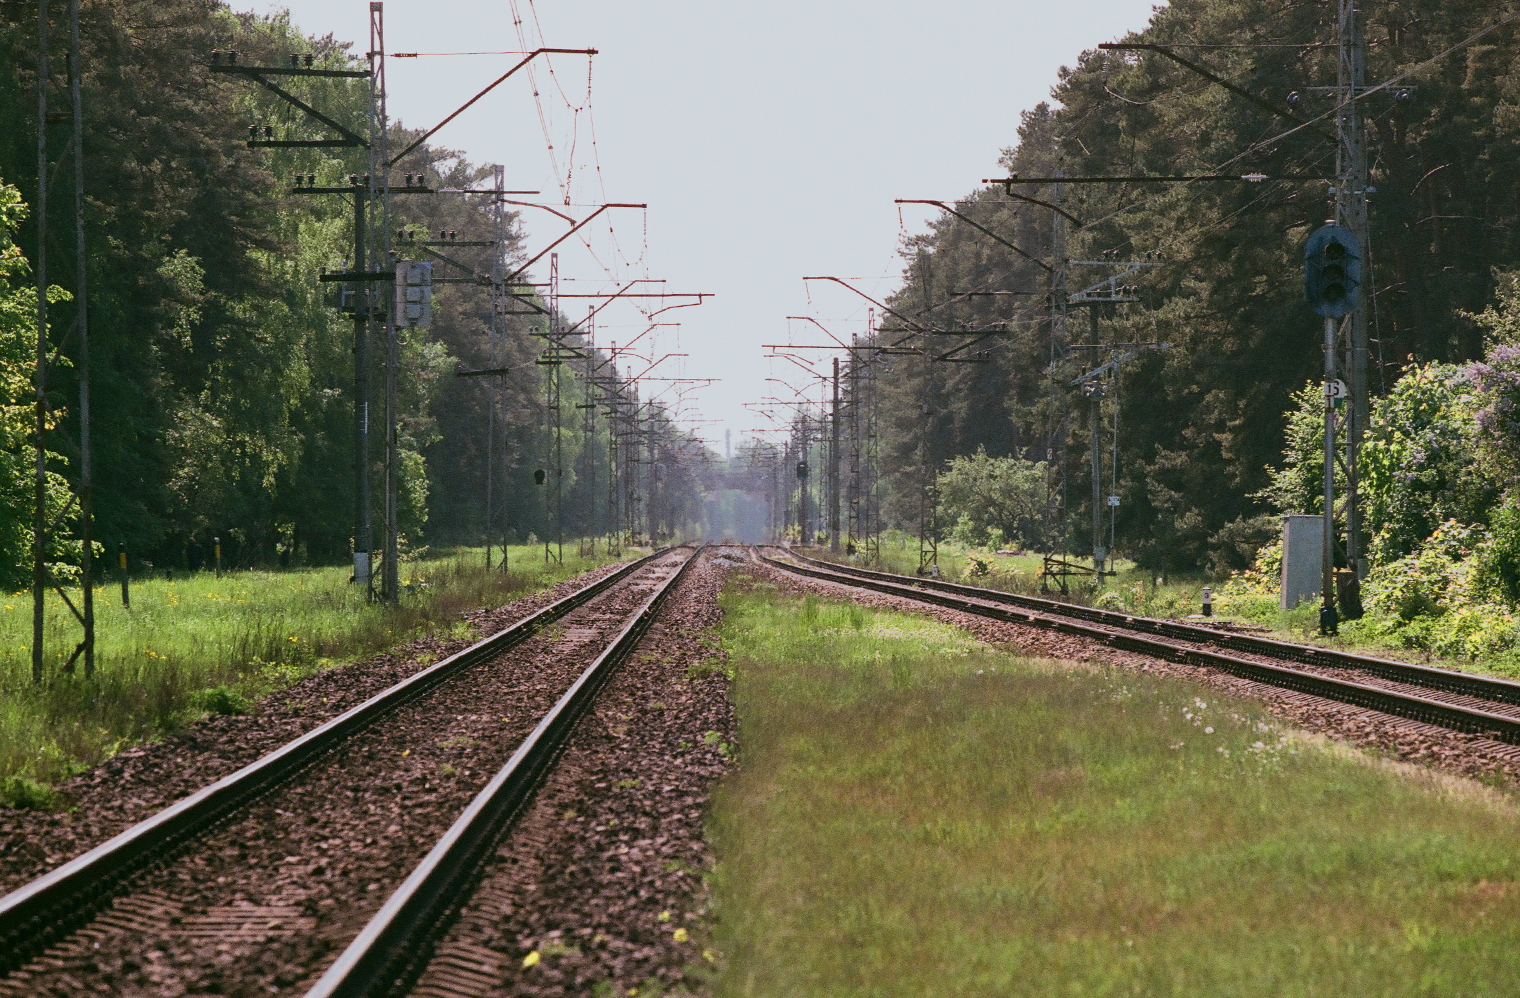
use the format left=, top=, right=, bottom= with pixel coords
left=352, top=186, right=372, bottom=594
left=829, top=357, right=842, bottom=552
left=31, top=0, right=48, bottom=683
left=1322, top=315, right=1338, bottom=634
left=1091, top=386, right=1104, bottom=570
left=1337, top=0, right=1369, bottom=583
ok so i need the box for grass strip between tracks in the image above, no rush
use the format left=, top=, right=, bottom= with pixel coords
left=707, top=569, right=1520, bottom=997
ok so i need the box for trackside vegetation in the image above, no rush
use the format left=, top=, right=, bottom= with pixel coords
left=0, top=546, right=625, bottom=807
left=708, top=574, right=1520, bottom=996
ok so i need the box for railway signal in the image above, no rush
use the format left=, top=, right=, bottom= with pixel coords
left=1306, top=223, right=1361, bottom=636
left=1304, top=223, right=1360, bottom=319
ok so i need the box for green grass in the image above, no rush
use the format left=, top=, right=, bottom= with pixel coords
left=811, top=536, right=1450, bottom=667
left=708, top=573, right=1520, bottom=997
left=0, top=544, right=631, bottom=804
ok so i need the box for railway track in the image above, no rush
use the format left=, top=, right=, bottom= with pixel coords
left=0, top=545, right=702, bottom=997
left=758, top=546, right=1520, bottom=749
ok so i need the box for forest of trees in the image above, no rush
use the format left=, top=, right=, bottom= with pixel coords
left=0, top=0, right=711, bottom=588
left=8, top=0, right=1520, bottom=606
left=860, top=0, right=1520, bottom=584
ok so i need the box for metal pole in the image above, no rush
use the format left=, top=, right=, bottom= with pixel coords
left=69, top=0, right=92, bottom=676
left=1110, top=353, right=1120, bottom=564
left=1044, top=178, right=1067, bottom=564
left=1337, top=0, right=1369, bottom=585
left=1322, top=315, right=1337, bottom=634
left=31, top=0, right=49, bottom=684
left=485, top=166, right=506, bottom=569
left=372, top=3, right=398, bottom=604
left=383, top=305, right=399, bottom=601
left=829, top=356, right=841, bottom=552
left=118, top=542, right=127, bottom=608
left=1091, top=383, right=1103, bottom=570
left=351, top=184, right=371, bottom=593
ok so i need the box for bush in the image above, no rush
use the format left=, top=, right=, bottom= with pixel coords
left=192, top=684, right=252, bottom=716
left=1207, top=515, right=1280, bottom=575
left=1352, top=521, right=1520, bottom=661
left=1, top=774, right=62, bottom=810
left=1093, top=591, right=1127, bottom=612
left=1478, top=494, right=1520, bottom=604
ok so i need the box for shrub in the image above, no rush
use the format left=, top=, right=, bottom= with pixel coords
left=1, top=774, right=62, bottom=810
left=192, top=684, right=252, bottom=716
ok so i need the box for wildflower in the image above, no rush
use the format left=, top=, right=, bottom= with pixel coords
left=1204, top=726, right=1213, bottom=734
left=657, top=910, right=671, bottom=923
left=522, top=951, right=540, bottom=968
left=672, top=927, right=689, bottom=943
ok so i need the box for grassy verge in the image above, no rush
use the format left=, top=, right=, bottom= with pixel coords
left=806, top=537, right=1501, bottom=674
left=0, top=544, right=632, bottom=805
left=708, top=572, right=1520, bottom=996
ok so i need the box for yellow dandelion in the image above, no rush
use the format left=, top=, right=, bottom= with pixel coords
left=521, top=951, right=540, bottom=968
left=672, top=927, right=688, bottom=943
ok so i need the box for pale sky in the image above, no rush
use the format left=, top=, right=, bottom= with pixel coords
left=243, top=0, right=1164, bottom=451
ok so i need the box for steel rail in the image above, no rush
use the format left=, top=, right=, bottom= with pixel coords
left=757, top=548, right=1520, bottom=745
left=776, top=548, right=1520, bottom=707
left=304, top=544, right=704, bottom=997
left=0, top=548, right=671, bottom=974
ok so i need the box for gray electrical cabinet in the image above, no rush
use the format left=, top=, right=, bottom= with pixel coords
left=1281, top=515, right=1324, bottom=610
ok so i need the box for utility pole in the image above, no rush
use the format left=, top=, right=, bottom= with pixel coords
left=579, top=310, right=598, bottom=556
left=488, top=165, right=505, bottom=569
left=31, top=0, right=49, bottom=684
left=30, top=0, right=95, bottom=680
left=1048, top=176, right=1067, bottom=575
left=544, top=252, right=563, bottom=564
left=917, top=252, right=938, bottom=573
left=829, top=356, right=841, bottom=552
left=1336, top=0, right=1371, bottom=589
left=214, top=33, right=395, bottom=599
left=372, top=3, right=403, bottom=604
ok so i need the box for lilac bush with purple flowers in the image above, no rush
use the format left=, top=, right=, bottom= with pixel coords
left=1469, top=344, right=1520, bottom=487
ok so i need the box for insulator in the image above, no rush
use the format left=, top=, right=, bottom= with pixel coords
left=263, top=125, right=273, bottom=138
left=210, top=50, right=221, bottom=65
left=449, top=230, right=457, bottom=240
left=248, top=125, right=256, bottom=138
left=307, top=174, right=316, bottom=186
left=227, top=50, right=238, bottom=64
left=290, top=54, right=299, bottom=67
left=304, top=54, right=314, bottom=67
